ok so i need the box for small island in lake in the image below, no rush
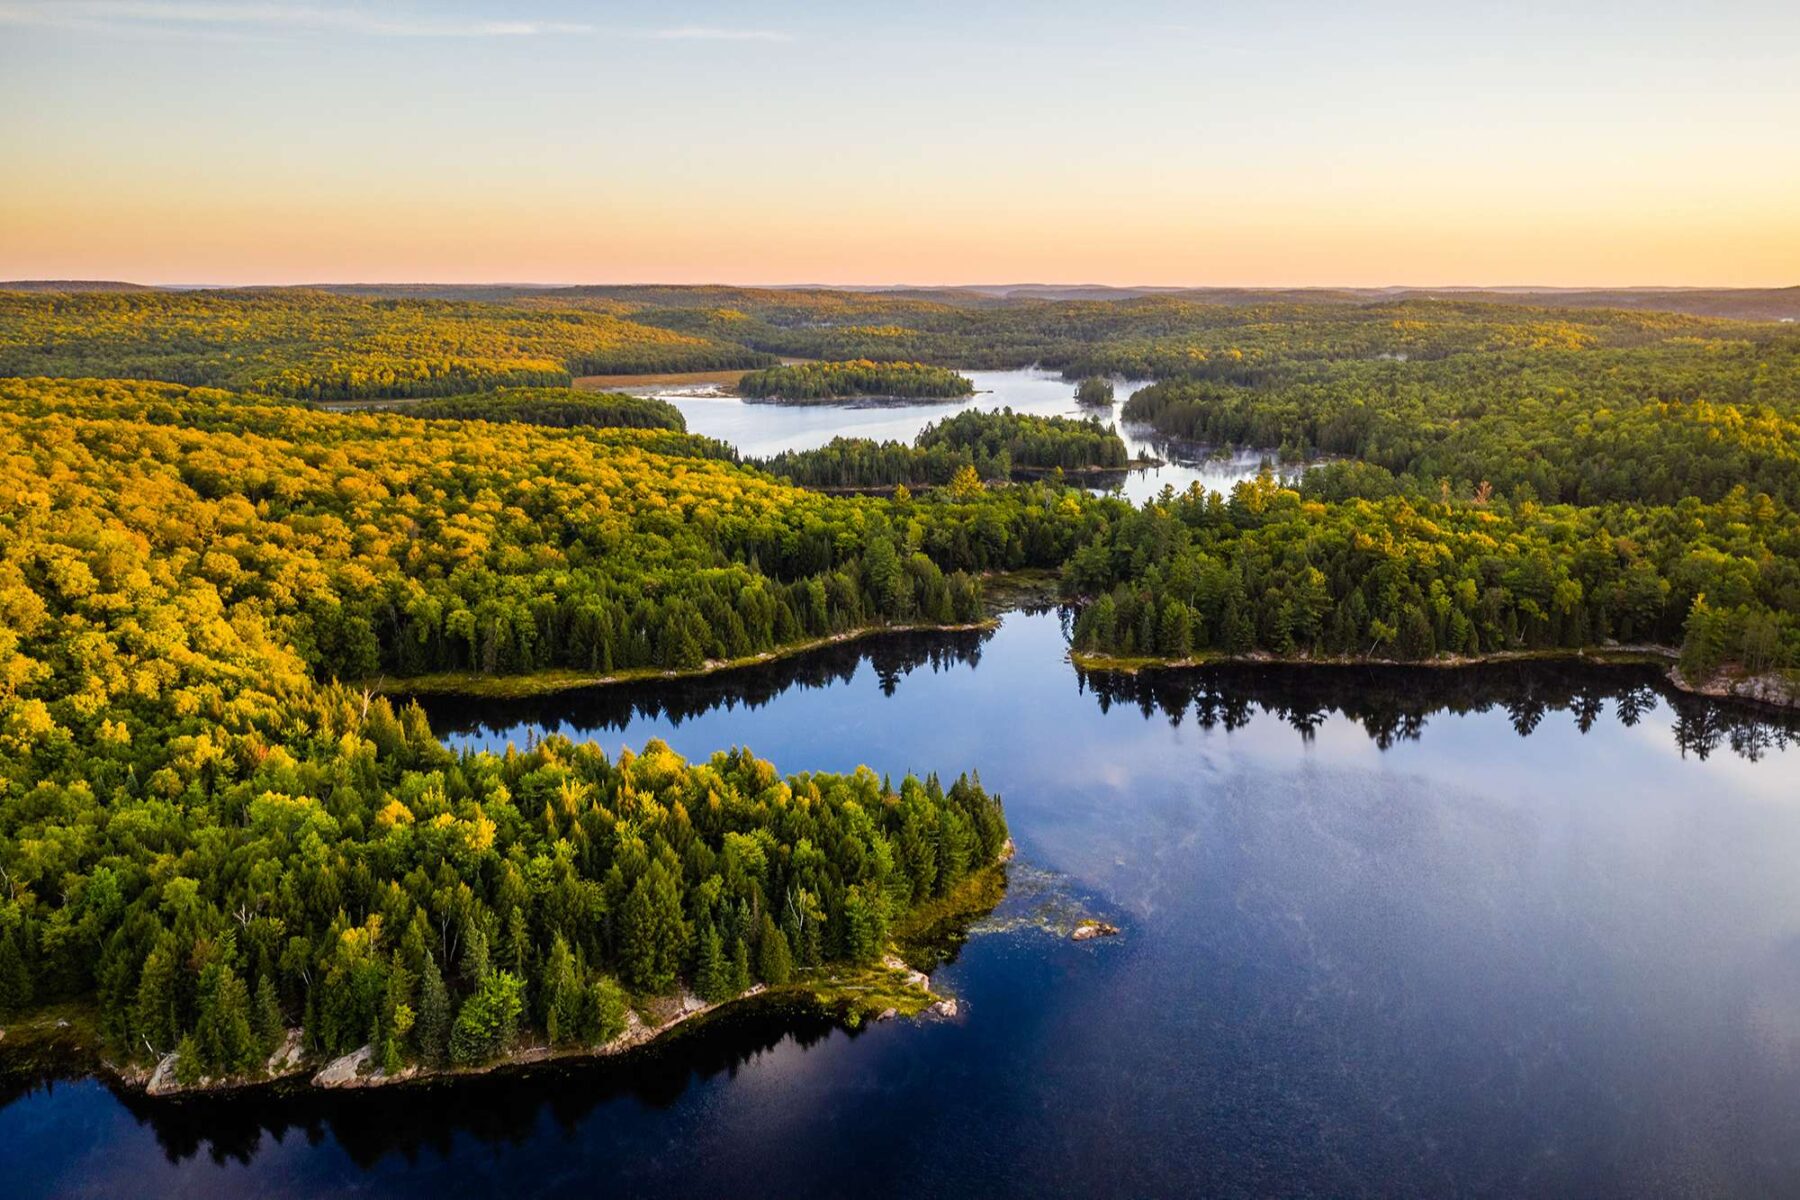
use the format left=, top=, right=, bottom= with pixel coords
left=738, top=359, right=976, bottom=404
left=1074, top=377, right=1114, bottom=406
left=755, top=407, right=1146, bottom=490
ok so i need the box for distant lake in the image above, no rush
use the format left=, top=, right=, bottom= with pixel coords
left=619, top=367, right=1293, bottom=504
left=9, top=610, right=1800, bottom=1198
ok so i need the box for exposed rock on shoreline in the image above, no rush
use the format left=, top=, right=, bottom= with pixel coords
left=1669, top=665, right=1800, bottom=710
left=118, top=962, right=950, bottom=1100
left=1071, top=920, right=1121, bottom=942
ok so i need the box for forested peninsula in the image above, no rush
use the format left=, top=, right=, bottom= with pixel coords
left=3, top=283, right=1799, bottom=1098
left=0, top=375, right=1025, bottom=1094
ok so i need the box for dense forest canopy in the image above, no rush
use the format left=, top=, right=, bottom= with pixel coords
left=0, top=375, right=1033, bottom=1083
left=1121, top=335, right=1800, bottom=506
left=737, top=360, right=975, bottom=402
left=397, top=387, right=689, bottom=433
left=603, top=289, right=1745, bottom=376
left=1062, top=473, right=1799, bottom=677
left=0, top=378, right=1106, bottom=684
left=2, top=284, right=1799, bottom=1091
left=0, top=290, right=775, bottom=401
left=6, top=284, right=1789, bottom=404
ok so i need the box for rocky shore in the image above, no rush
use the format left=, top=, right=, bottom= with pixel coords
left=130, top=957, right=955, bottom=1099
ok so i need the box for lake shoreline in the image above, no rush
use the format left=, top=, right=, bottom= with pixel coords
left=741, top=392, right=976, bottom=408
left=3, top=856, right=1013, bottom=1103
left=1070, top=645, right=1800, bottom=710
left=365, top=618, right=1001, bottom=700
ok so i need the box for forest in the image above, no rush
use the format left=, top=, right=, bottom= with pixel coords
left=0, top=290, right=775, bottom=401
left=0, top=378, right=1106, bottom=684
left=754, top=408, right=1131, bottom=489
left=3, top=284, right=1799, bottom=1093
left=1062, top=472, right=1800, bottom=679
left=736, top=360, right=975, bottom=402
left=590, top=286, right=1736, bottom=377
left=0, top=375, right=1030, bottom=1084
left=1120, top=334, right=1800, bottom=506
left=399, top=387, right=690, bottom=432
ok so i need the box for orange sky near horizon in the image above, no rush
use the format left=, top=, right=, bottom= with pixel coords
left=2, top=1, right=1797, bottom=289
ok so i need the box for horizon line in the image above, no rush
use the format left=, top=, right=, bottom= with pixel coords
left=5, top=278, right=1797, bottom=293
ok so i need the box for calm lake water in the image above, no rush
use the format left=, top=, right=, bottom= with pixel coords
left=636, top=367, right=1292, bottom=503
left=8, top=610, right=1800, bottom=1198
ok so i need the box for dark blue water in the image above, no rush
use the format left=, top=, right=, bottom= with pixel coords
left=7, top=611, right=1800, bottom=1198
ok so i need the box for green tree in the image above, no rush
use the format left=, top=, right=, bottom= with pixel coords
left=253, top=973, right=286, bottom=1058
left=132, top=937, right=180, bottom=1056
left=541, top=935, right=583, bottom=1045
left=195, top=964, right=258, bottom=1077
left=757, top=914, right=794, bottom=986
left=694, top=925, right=731, bottom=1003
left=581, top=975, right=628, bottom=1045
left=415, top=955, right=451, bottom=1066
left=449, top=970, right=525, bottom=1066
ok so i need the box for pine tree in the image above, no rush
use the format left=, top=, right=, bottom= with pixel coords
left=841, top=887, right=883, bottom=965
left=460, top=925, right=491, bottom=989
left=694, top=925, right=730, bottom=1003
left=133, top=938, right=180, bottom=1057
left=253, top=973, right=285, bottom=1057
left=174, top=1033, right=204, bottom=1086
left=729, top=938, right=751, bottom=994
left=195, top=964, right=256, bottom=1077
left=618, top=865, right=683, bottom=993
left=415, top=955, right=451, bottom=1066
left=541, top=935, right=582, bottom=1043
left=757, top=914, right=793, bottom=986
left=0, top=924, right=32, bottom=1018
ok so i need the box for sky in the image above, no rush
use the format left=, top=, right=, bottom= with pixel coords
left=1, top=0, right=1796, bottom=288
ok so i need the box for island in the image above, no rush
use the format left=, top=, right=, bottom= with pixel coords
left=1074, top=377, right=1114, bottom=406
left=737, top=359, right=975, bottom=404
left=754, top=407, right=1146, bottom=489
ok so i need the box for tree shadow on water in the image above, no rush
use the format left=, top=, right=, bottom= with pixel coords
left=112, top=1001, right=847, bottom=1170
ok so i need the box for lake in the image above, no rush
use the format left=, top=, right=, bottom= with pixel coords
left=621, top=367, right=1294, bottom=504
left=7, top=609, right=1800, bottom=1198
